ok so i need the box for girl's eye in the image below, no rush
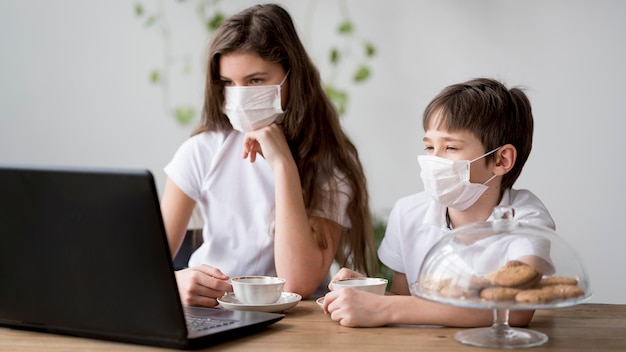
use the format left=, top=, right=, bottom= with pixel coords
left=221, top=80, right=233, bottom=87
left=249, top=78, right=263, bottom=85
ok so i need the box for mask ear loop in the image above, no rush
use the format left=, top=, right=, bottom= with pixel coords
left=470, top=146, right=501, bottom=163
left=470, top=146, right=501, bottom=185
left=482, top=173, right=498, bottom=186
left=279, top=70, right=290, bottom=86
left=274, top=70, right=291, bottom=125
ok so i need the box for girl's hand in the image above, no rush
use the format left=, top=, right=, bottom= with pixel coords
left=242, top=124, right=292, bottom=168
left=175, top=265, right=232, bottom=307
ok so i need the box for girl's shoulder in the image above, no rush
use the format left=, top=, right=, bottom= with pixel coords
left=177, top=130, right=241, bottom=153
left=186, top=129, right=237, bottom=144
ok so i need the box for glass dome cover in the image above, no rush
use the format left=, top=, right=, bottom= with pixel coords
left=410, top=206, right=592, bottom=348
left=411, top=206, right=591, bottom=309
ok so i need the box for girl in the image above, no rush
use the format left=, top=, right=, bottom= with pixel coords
left=161, top=4, right=377, bottom=307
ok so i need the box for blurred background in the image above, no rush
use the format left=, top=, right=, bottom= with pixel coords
left=1, top=0, right=624, bottom=303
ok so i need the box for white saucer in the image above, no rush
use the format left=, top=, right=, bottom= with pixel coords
left=218, top=292, right=301, bottom=313
left=315, top=296, right=325, bottom=309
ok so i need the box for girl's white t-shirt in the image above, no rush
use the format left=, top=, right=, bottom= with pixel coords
left=377, top=189, right=556, bottom=286
left=164, top=130, right=350, bottom=281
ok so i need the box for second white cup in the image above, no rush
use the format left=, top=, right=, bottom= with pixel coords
left=331, top=277, right=388, bottom=295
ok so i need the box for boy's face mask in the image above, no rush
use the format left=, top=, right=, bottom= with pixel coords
left=223, top=71, right=289, bottom=133
left=417, top=147, right=499, bottom=211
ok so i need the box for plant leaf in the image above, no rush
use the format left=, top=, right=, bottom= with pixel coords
left=325, top=85, right=348, bottom=115
left=134, top=3, right=144, bottom=16
left=338, top=20, right=353, bottom=35
left=353, top=65, right=370, bottom=83
left=174, top=106, right=195, bottom=124
left=330, top=48, right=340, bottom=65
left=207, top=13, right=225, bottom=32
left=144, top=15, right=157, bottom=27
left=150, top=70, right=160, bottom=84
left=365, top=42, right=376, bottom=57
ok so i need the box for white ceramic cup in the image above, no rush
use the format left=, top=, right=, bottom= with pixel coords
left=331, top=277, right=388, bottom=295
left=231, top=276, right=286, bottom=305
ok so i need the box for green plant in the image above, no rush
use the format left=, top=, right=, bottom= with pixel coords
left=134, top=0, right=226, bottom=125
left=318, top=0, right=376, bottom=115
left=372, top=216, right=393, bottom=289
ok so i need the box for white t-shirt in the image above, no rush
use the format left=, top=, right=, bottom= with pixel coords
left=164, top=130, right=351, bottom=281
left=377, top=189, right=556, bottom=286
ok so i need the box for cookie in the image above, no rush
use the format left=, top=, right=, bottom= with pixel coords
left=486, top=261, right=542, bottom=289
left=420, top=277, right=451, bottom=292
left=465, top=275, right=492, bottom=291
left=515, top=288, right=552, bottom=303
left=439, top=281, right=480, bottom=299
left=537, top=276, right=579, bottom=287
left=545, top=284, right=584, bottom=299
left=480, top=287, right=521, bottom=301
left=515, top=284, right=584, bottom=303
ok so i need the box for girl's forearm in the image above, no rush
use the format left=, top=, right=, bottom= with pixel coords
left=272, top=160, right=335, bottom=297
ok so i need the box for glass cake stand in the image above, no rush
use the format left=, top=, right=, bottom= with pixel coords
left=410, top=206, right=592, bottom=349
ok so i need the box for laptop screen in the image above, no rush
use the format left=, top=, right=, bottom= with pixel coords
left=0, top=165, right=284, bottom=349
left=0, top=165, right=189, bottom=344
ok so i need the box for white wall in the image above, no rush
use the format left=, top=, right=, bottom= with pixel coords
left=1, top=0, right=624, bottom=304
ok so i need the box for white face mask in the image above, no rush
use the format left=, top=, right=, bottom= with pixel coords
left=417, top=147, right=499, bottom=211
left=223, top=71, right=289, bottom=133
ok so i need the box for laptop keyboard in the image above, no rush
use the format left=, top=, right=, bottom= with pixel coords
left=186, top=315, right=236, bottom=332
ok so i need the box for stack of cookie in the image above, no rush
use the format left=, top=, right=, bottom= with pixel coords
left=422, top=260, right=584, bottom=304
left=480, top=260, right=542, bottom=301
left=481, top=260, right=583, bottom=303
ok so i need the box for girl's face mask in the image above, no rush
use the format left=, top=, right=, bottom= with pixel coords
left=417, top=147, right=499, bottom=211
left=223, top=71, right=289, bottom=133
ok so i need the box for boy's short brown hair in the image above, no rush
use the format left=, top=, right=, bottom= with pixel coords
left=423, top=78, right=534, bottom=190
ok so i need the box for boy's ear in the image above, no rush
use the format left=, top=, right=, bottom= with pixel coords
left=493, top=144, right=517, bottom=176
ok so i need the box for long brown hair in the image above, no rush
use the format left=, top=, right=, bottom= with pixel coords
left=194, top=4, right=377, bottom=275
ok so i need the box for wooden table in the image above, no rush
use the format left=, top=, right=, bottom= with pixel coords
left=1, top=301, right=624, bottom=351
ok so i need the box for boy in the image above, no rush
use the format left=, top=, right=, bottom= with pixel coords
left=322, top=78, right=555, bottom=327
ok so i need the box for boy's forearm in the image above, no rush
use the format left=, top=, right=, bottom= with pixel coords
left=384, top=295, right=532, bottom=327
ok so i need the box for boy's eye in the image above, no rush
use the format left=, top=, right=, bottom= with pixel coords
left=446, top=146, right=458, bottom=151
left=423, top=146, right=434, bottom=152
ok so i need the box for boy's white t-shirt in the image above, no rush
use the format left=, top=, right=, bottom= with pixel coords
left=377, top=189, right=556, bottom=286
left=164, top=130, right=350, bottom=282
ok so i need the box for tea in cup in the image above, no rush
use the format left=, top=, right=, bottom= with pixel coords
left=331, top=277, right=388, bottom=295
left=231, top=276, right=285, bottom=305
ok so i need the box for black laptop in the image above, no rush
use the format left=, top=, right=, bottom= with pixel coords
left=0, top=164, right=284, bottom=349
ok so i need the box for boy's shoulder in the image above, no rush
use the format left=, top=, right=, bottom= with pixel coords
left=503, top=188, right=545, bottom=205
left=502, top=188, right=555, bottom=230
